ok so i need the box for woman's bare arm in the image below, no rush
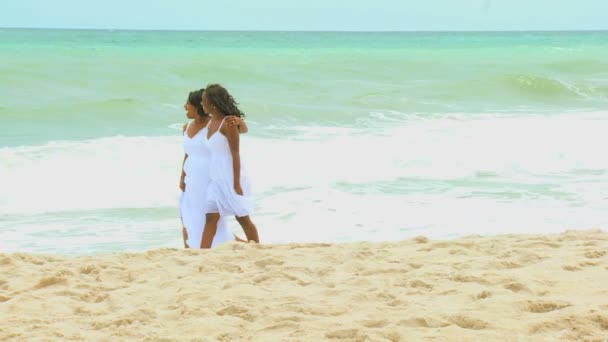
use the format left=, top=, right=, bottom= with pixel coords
left=237, top=117, right=248, bottom=134
left=180, top=123, right=188, bottom=191
left=223, top=122, right=242, bottom=194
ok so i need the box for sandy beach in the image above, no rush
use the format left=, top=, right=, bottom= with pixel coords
left=1, top=230, right=607, bottom=341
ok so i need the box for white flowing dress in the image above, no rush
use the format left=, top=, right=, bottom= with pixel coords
left=180, top=121, right=233, bottom=248
left=205, top=117, right=254, bottom=217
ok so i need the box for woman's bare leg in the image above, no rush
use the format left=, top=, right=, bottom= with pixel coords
left=182, top=226, right=190, bottom=248
left=201, top=213, right=220, bottom=249
left=235, top=216, right=259, bottom=243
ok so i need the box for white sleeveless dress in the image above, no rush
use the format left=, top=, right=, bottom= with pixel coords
left=180, top=121, right=233, bottom=248
left=205, top=117, right=254, bottom=217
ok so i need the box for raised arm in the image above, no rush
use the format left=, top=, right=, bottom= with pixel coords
left=236, top=117, right=248, bottom=134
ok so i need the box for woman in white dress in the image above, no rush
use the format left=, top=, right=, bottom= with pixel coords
left=179, top=89, right=247, bottom=248
left=200, top=84, right=260, bottom=248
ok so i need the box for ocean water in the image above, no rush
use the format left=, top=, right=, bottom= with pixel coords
left=1, top=29, right=608, bottom=255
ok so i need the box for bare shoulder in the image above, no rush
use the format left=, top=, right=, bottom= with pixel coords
left=182, top=122, right=188, bottom=133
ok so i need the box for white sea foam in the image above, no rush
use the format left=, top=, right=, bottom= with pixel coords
left=1, top=112, right=607, bottom=253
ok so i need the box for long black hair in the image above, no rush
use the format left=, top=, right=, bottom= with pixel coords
left=204, top=84, right=245, bottom=118
left=187, top=89, right=206, bottom=118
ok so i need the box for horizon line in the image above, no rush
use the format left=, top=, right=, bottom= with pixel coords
left=2, top=26, right=608, bottom=34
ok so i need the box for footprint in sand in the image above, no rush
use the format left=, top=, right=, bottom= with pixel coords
left=73, top=306, right=92, bottom=315
left=217, top=305, right=248, bottom=316
left=489, top=260, right=523, bottom=270
left=409, top=280, right=433, bottom=290
left=254, top=258, right=284, bottom=268
left=449, top=274, right=489, bottom=285
left=351, top=250, right=374, bottom=258
left=216, top=305, right=255, bottom=322
left=383, top=330, right=402, bottom=342
left=448, top=314, right=490, bottom=330
left=562, top=260, right=600, bottom=271
left=216, top=264, right=243, bottom=273
left=315, top=268, right=334, bottom=277
left=34, top=276, right=67, bottom=289
left=261, top=321, right=299, bottom=331
left=503, top=282, right=530, bottom=293
left=361, top=319, right=389, bottom=328
left=449, top=248, right=469, bottom=256
left=398, top=317, right=450, bottom=328
left=562, top=264, right=581, bottom=271
left=530, top=313, right=608, bottom=338
left=360, top=268, right=405, bottom=276
left=521, top=241, right=561, bottom=249
left=279, top=272, right=312, bottom=286
left=584, top=250, right=606, bottom=259
left=521, top=300, right=570, bottom=313
left=55, top=269, right=74, bottom=277
left=252, top=274, right=273, bottom=284
left=79, top=265, right=100, bottom=275
left=325, top=328, right=366, bottom=340
left=474, top=291, right=492, bottom=300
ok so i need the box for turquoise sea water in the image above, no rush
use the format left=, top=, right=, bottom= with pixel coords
left=1, top=29, right=607, bottom=254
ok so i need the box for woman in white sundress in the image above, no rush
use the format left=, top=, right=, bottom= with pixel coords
left=179, top=88, right=247, bottom=249
left=200, top=84, right=260, bottom=248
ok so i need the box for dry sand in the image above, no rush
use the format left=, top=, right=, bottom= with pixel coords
left=1, top=230, right=608, bottom=341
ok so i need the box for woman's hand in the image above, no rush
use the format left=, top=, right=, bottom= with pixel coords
left=234, top=183, right=243, bottom=196
left=225, top=116, right=248, bottom=133
left=180, top=178, right=186, bottom=192
left=225, top=116, right=239, bottom=128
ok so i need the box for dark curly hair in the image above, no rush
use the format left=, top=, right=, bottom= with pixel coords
left=187, top=89, right=206, bottom=118
left=203, top=84, right=245, bottom=118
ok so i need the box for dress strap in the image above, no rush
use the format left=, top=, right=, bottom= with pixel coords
left=217, top=116, right=228, bottom=130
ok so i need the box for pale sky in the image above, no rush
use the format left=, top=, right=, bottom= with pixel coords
left=1, top=0, right=606, bottom=31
